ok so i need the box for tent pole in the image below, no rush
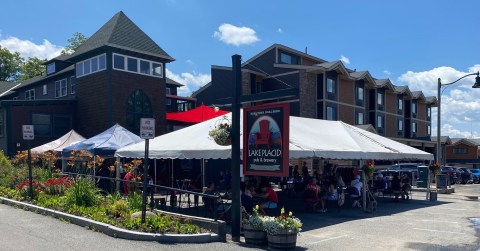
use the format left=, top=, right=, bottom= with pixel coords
left=171, top=159, right=174, bottom=188
left=115, top=156, right=120, bottom=193
left=93, top=155, right=96, bottom=182
left=154, top=159, right=157, bottom=185
left=360, top=160, right=367, bottom=212
left=201, top=159, right=205, bottom=191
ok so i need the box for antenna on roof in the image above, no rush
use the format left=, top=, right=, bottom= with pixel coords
left=305, top=47, right=308, bottom=54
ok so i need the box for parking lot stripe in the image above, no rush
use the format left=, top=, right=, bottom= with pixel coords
left=307, top=235, right=348, bottom=245
left=412, top=228, right=467, bottom=235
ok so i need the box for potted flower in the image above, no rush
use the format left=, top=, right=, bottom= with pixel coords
left=243, top=205, right=268, bottom=245
left=263, top=207, right=302, bottom=250
left=362, top=160, right=375, bottom=177
left=428, top=162, right=441, bottom=201
left=209, top=117, right=232, bottom=146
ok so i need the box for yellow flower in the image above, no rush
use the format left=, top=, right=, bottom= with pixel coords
left=255, top=204, right=259, bottom=210
left=281, top=207, right=285, bottom=215
left=289, top=211, right=293, bottom=217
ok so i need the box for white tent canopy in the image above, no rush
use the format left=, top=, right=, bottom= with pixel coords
left=31, top=130, right=86, bottom=154
left=115, top=111, right=433, bottom=161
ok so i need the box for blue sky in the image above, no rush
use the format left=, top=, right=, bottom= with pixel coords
left=1, top=0, right=479, bottom=138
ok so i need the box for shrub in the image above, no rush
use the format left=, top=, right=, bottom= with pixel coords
left=16, top=179, right=43, bottom=199
left=107, top=200, right=129, bottom=218
left=122, top=213, right=203, bottom=234
left=37, top=193, right=64, bottom=210
left=44, top=177, right=74, bottom=195
left=64, top=178, right=100, bottom=207
left=127, top=192, right=142, bottom=211
left=0, top=186, right=22, bottom=200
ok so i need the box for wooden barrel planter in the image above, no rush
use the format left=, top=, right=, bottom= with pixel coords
left=244, top=225, right=267, bottom=246
left=267, top=229, right=298, bottom=250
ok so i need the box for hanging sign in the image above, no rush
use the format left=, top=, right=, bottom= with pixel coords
left=243, top=103, right=289, bottom=177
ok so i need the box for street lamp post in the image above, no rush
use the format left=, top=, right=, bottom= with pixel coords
left=436, top=71, right=480, bottom=164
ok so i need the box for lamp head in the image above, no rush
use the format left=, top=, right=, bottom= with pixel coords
left=472, top=72, right=480, bottom=88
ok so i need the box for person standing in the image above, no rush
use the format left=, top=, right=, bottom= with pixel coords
left=123, top=168, right=137, bottom=195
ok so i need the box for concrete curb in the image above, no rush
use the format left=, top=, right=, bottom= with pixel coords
left=0, top=196, right=222, bottom=243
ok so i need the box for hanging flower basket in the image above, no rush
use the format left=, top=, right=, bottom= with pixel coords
left=429, top=162, right=441, bottom=174
left=362, top=161, right=375, bottom=177
left=209, top=116, right=232, bottom=146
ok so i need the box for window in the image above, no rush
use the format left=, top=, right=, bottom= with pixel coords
left=113, top=54, right=125, bottom=70
left=279, top=52, right=300, bottom=65
left=412, top=122, right=417, bottom=133
left=356, top=112, right=364, bottom=125
left=377, top=115, right=383, bottom=128
left=412, top=103, right=417, bottom=113
left=70, top=76, right=76, bottom=94
left=126, top=90, right=153, bottom=134
left=166, top=98, right=171, bottom=105
left=43, top=85, right=47, bottom=95
left=127, top=57, right=138, bottom=72
left=32, top=113, right=51, bottom=137
left=166, top=87, right=171, bottom=95
left=453, top=148, right=468, bottom=154
left=326, top=106, right=335, bottom=120
left=377, top=92, right=383, bottom=105
left=326, top=78, right=335, bottom=93
left=152, top=63, right=163, bottom=77
left=398, top=98, right=403, bottom=110
left=113, top=53, right=164, bottom=78
left=84, top=60, right=91, bottom=75
left=140, top=60, right=150, bottom=74
left=77, top=54, right=107, bottom=78
left=398, top=119, right=403, bottom=131
left=47, top=63, right=55, bottom=74
left=427, top=125, right=431, bottom=135
left=0, top=110, right=4, bottom=137
left=357, top=87, right=364, bottom=101
left=55, top=79, right=67, bottom=98
left=91, top=57, right=98, bottom=72
left=427, top=107, right=431, bottom=117
left=25, top=89, right=35, bottom=100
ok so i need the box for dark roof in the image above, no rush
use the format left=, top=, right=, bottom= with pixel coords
left=0, top=82, right=21, bottom=97
left=44, top=54, right=71, bottom=64
left=69, top=11, right=173, bottom=62
left=431, top=136, right=452, bottom=144
left=166, top=77, right=183, bottom=87
left=5, top=65, right=75, bottom=96
left=450, top=138, right=480, bottom=146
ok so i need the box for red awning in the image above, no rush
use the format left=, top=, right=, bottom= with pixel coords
left=166, top=105, right=229, bottom=123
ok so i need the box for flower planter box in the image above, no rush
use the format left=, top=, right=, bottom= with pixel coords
left=267, top=229, right=297, bottom=250
left=243, top=225, right=267, bottom=246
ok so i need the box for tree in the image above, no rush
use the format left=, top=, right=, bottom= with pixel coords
left=61, top=32, right=88, bottom=55
left=0, top=45, right=23, bottom=81
left=19, top=57, right=47, bottom=81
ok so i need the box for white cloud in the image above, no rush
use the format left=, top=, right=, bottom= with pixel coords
left=383, top=70, right=391, bottom=76
left=213, top=24, right=259, bottom=46
left=185, top=59, right=194, bottom=65
left=339, top=55, right=350, bottom=64
left=398, top=64, right=480, bottom=137
left=0, top=36, right=63, bottom=60
left=166, top=69, right=211, bottom=96
left=277, top=28, right=283, bottom=33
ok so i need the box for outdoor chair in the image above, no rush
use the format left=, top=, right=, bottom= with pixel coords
left=255, top=120, right=272, bottom=148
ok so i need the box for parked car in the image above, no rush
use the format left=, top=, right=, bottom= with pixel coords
left=441, top=166, right=458, bottom=185
left=449, top=167, right=472, bottom=184
left=470, top=169, right=480, bottom=184
left=459, top=168, right=476, bottom=184
left=388, top=163, right=420, bottom=172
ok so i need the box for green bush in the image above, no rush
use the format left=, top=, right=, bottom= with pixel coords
left=127, top=192, right=142, bottom=211
left=64, top=178, right=100, bottom=207
left=122, top=213, right=202, bottom=234
left=107, top=200, right=129, bottom=218
left=37, top=193, right=64, bottom=210
left=0, top=186, right=22, bottom=200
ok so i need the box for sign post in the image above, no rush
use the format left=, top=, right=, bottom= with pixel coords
left=140, top=118, right=155, bottom=223
left=22, top=125, right=34, bottom=200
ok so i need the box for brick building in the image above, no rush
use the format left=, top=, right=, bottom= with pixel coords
left=0, top=12, right=193, bottom=155
left=445, top=138, right=480, bottom=168
left=193, top=44, right=438, bottom=157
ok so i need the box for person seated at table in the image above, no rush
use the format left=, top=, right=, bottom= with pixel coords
left=400, top=173, right=411, bottom=200
left=391, top=174, right=402, bottom=202
left=257, top=183, right=278, bottom=214
left=241, top=185, right=255, bottom=214
left=373, top=174, right=387, bottom=195
left=336, top=174, right=346, bottom=188
left=202, top=181, right=216, bottom=211
left=348, top=175, right=363, bottom=208
left=322, top=181, right=338, bottom=212
left=304, top=178, right=322, bottom=212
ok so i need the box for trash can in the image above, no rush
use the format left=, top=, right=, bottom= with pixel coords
left=429, top=191, right=437, bottom=201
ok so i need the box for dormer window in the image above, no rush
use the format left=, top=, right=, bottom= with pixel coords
left=279, top=51, right=300, bottom=65
left=76, top=54, right=107, bottom=78
left=113, top=53, right=163, bottom=78
left=47, top=63, right=55, bottom=75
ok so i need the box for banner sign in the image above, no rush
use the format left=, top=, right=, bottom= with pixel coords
left=243, top=103, right=289, bottom=177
